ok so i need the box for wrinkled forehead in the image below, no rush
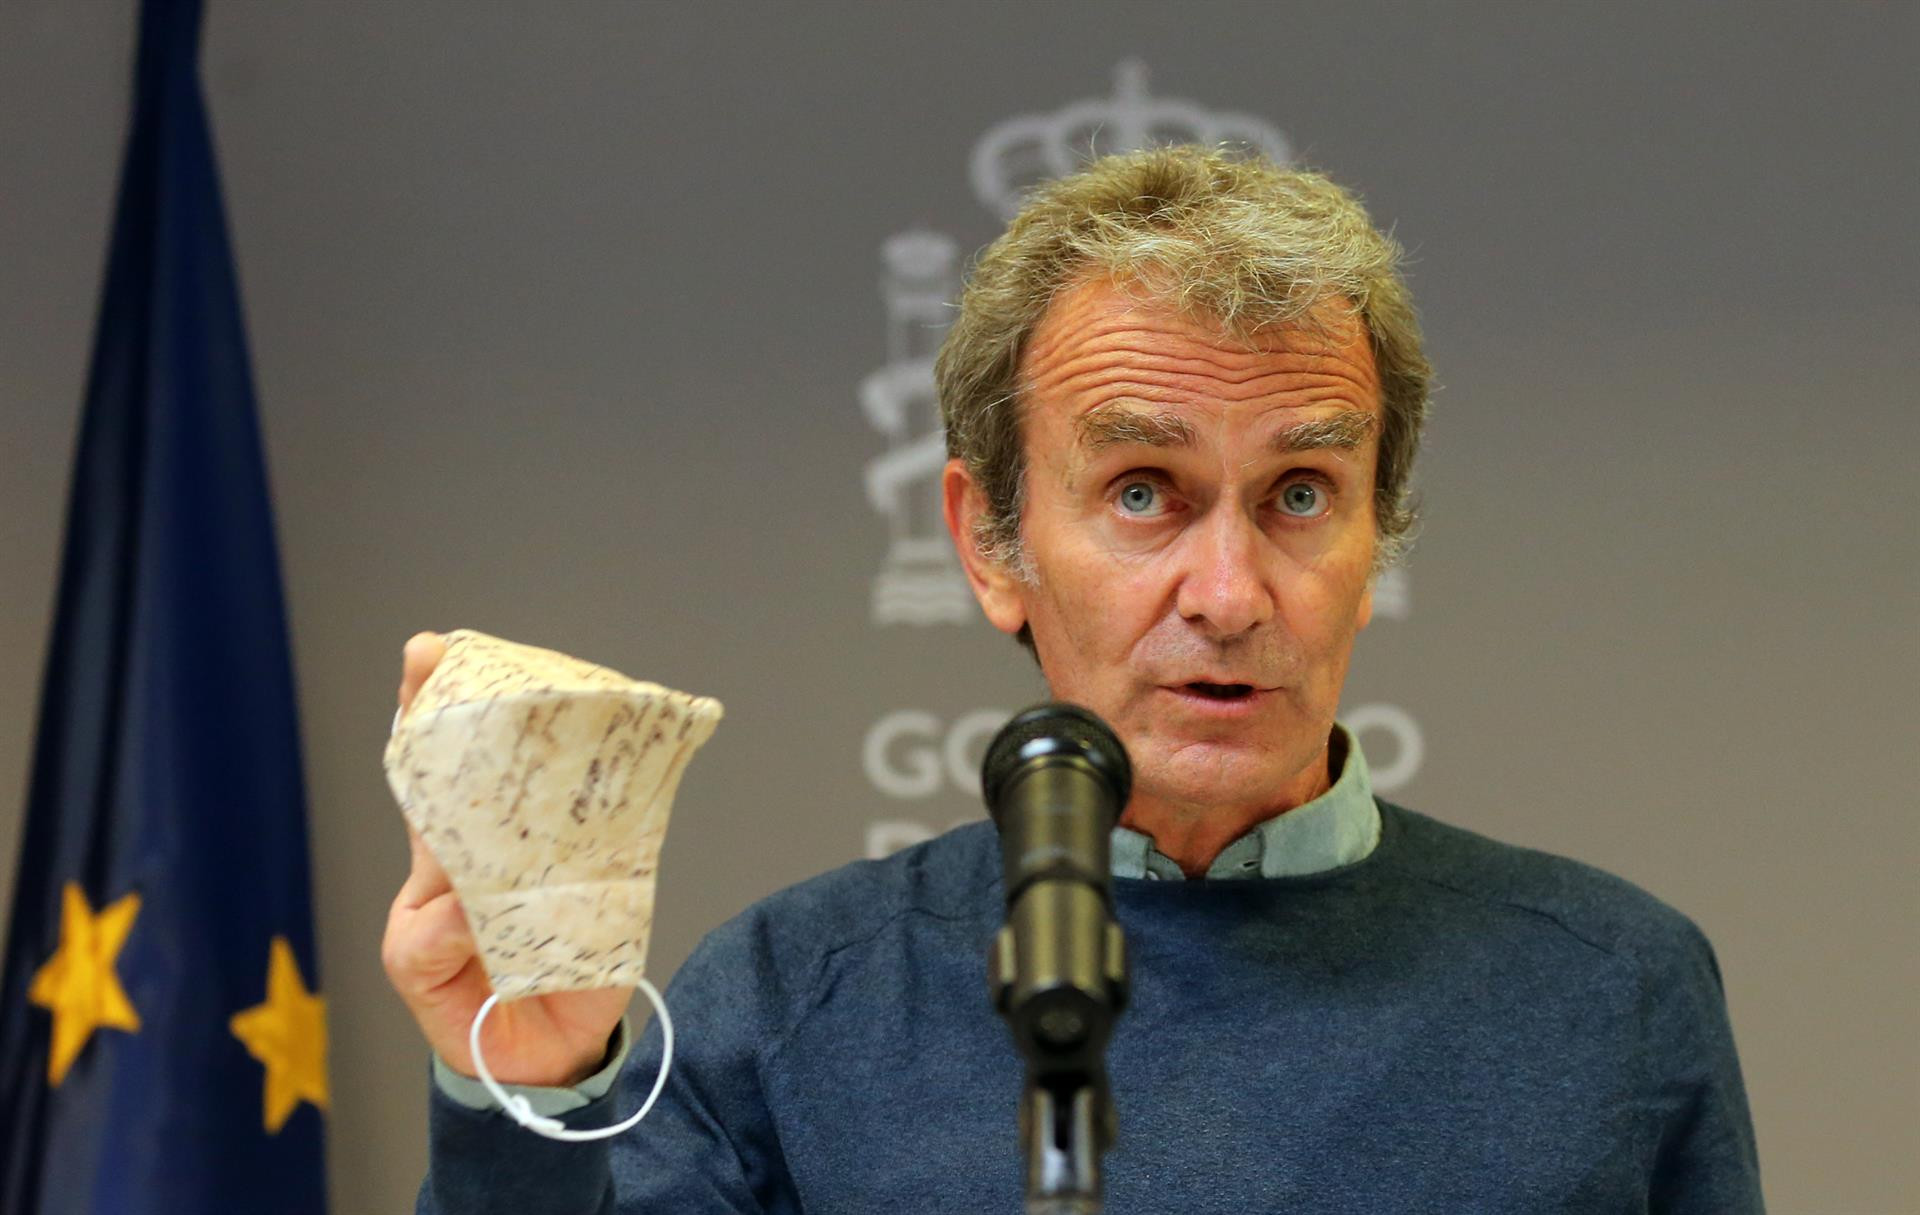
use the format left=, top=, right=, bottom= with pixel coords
left=1016, top=278, right=1383, bottom=453
left=1018, top=275, right=1380, bottom=400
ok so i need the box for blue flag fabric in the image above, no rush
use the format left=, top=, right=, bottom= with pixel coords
left=0, top=0, right=329, bottom=1210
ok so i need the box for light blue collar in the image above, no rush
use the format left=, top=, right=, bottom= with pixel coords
left=1109, top=722, right=1380, bottom=881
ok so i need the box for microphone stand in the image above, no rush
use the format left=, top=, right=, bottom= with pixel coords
left=983, top=706, right=1132, bottom=1214
left=991, top=887, right=1127, bottom=1213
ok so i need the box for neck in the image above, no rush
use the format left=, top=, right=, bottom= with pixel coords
left=1118, top=739, right=1337, bottom=878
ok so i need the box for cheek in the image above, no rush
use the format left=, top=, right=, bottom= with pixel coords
left=1035, top=577, right=1127, bottom=663
left=1029, top=558, right=1163, bottom=674
left=1280, top=557, right=1372, bottom=649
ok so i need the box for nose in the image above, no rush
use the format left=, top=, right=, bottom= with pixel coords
left=1173, top=502, right=1275, bottom=638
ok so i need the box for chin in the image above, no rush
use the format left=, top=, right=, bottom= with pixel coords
left=1144, top=711, right=1334, bottom=791
left=1141, top=742, right=1286, bottom=805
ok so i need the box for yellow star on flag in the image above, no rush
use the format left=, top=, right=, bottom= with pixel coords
left=27, top=882, right=143, bottom=1086
left=229, top=935, right=329, bottom=1133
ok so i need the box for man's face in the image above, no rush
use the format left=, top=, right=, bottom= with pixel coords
left=946, top=279, right=1382, bottom=819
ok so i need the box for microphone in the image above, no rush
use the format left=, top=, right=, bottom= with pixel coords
left=981, top=703, right=1132, bottom=1215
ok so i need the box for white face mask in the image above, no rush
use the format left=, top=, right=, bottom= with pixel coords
left=384, top=628, right=723, bottom=999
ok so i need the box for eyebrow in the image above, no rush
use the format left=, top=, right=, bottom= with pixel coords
left=1272, top=409, right=1376, bottom=453
left=1075, top=402, right=1375, bottom=454
left=1076, top=403, right=1196, bottom=450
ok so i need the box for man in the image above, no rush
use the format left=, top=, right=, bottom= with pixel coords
left=386, top=146, right=1763, bottom=1212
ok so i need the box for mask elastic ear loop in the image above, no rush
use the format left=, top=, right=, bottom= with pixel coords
left=466, top=977, right=675, bottom=1142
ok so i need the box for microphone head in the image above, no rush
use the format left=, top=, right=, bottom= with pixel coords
left=980, top=702, right=1133, bottom=822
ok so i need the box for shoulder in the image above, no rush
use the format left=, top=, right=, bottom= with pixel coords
left=1374, top=800, right=1720, bottom=978
left=670, top=820, right=1002, bottom=1009
left=738, top=818, right=1001, bottom=950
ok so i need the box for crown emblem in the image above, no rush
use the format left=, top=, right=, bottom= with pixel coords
left=970, top=59, right=1292, bottom=220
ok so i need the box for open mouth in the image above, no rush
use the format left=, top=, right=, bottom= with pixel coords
left=1183, top=682, right=1257, bottom=701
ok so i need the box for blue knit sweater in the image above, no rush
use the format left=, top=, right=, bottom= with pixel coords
left=419, top=801, right=1764, bottom=1213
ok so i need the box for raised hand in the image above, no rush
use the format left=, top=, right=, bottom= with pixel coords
left=380, top=631, right=633, bottom=1087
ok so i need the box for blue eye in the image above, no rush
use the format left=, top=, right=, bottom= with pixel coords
left=1116, top=481, right=1163, bottom=516
left=1279, top=482, right=1328, bottom=518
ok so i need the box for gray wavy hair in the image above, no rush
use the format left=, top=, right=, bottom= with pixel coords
left=936, top=144, right=1431, bottom=585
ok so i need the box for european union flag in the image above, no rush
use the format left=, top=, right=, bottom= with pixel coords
left=0, top=0, right=328, bottom=1210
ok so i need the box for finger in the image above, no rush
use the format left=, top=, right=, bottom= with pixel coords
left=384, top=888, right=481, bottom=996
left=397, top=631, right=446, bottom=713
left=396, top=822, right=453, bottom=909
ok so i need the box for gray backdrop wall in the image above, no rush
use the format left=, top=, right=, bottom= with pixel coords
left=3, top=2, right=1915, bottom=1211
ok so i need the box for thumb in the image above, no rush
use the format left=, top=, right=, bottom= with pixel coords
left=398, top=630, right=447, bottom=716
left=398, top=823, right=453, bottom=910
left=392, top=630, right=453, bottom=911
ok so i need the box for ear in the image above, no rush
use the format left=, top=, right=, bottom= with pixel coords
left=942, top=459, right=1030, bottom=638
left=1356, top=576, right=1375, bottom=632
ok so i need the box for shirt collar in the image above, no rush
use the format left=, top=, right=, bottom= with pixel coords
left=1109, top=721, right=1380, bottom=881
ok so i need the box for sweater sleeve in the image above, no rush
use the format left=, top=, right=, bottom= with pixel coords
left=414, top=916, right=797, bottom=1214
left=1643, top=919, right=1765, bottom=1214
